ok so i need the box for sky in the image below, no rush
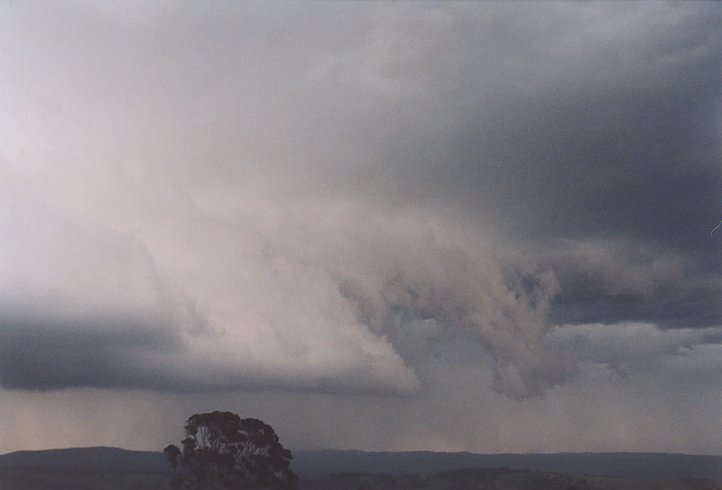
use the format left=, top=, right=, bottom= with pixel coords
left=0, top=1, right=721, bottom=455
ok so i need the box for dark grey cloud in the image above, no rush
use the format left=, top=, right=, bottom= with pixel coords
left=346, top=2, right=722, bottom=330
left=0, top=316, right=182, bottom=390
left=439, top=72, right=721, bottom=250
left=285, top=3, right=722, bottom=251
left=0, top=308, right=415, bottom=395
left=532, top=239, right=722, bottom=328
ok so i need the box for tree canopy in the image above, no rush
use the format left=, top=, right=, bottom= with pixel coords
left=164, top=411, right=298, bottom=490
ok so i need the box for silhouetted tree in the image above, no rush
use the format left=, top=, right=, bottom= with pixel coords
left=164, top=411, right=298, bottom=490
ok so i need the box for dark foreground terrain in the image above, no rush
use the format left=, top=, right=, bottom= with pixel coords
left=304, top=468, right=722, bottom=490
left=1, top=447, right=721, bottom=490
left=0, top=467, right=170, bottom=490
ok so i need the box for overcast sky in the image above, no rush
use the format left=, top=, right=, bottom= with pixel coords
left=1, top=1, right=721, bottom=455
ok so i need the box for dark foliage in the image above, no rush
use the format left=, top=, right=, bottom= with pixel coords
left=164, top=411, right=297, bottom=490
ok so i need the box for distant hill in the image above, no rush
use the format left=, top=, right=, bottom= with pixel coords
left=0, top=447, right=165, bottom=472
left=1, top=446, right=721, bottom=481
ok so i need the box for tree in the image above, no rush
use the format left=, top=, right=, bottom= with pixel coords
left=164, top=411, right=298, bottom=490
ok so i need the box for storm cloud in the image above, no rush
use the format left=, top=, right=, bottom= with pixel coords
left=0, top=193, right=574, bottom=398
left=0, top=1, right=720, bottom=454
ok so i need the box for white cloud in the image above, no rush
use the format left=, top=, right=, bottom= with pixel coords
left=0, top=154, right=575, bottom=397
left=551, top=321, right=722, bottom=377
